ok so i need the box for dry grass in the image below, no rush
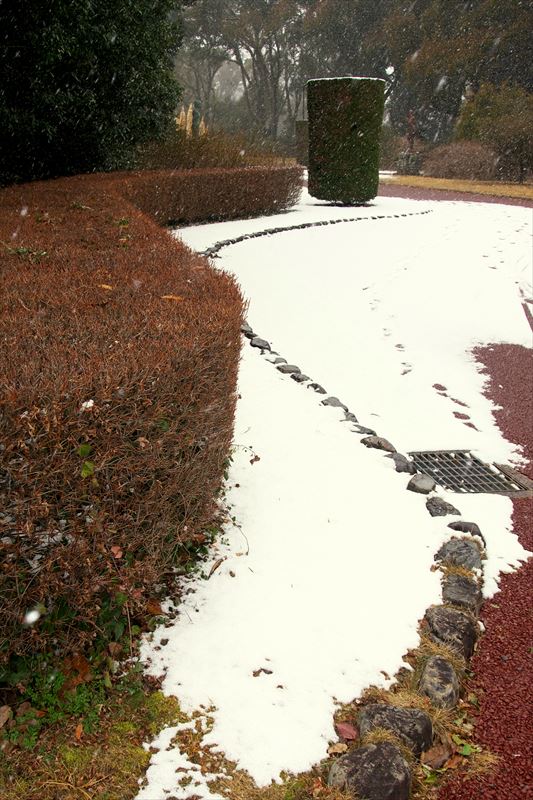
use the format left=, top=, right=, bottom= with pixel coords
left=380, top=174, right=533, bottom=200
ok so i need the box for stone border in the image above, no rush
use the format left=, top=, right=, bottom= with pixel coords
left=198, top=209, right=433, bottom=258
left=238, top=324, right=491, bottom=798
left=203, top=213, right=494, bottom=799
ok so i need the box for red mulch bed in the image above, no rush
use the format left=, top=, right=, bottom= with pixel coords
left=438, top=344, right=533, bottom=800
left=378, top=182, right=533, bottom=209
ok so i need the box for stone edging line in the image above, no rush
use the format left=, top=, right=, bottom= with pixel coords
left=198, top=209, right=433, bottom=258
left=238, top=321, right=489, bottom=799
left=203, top=208, right=492, bottom=799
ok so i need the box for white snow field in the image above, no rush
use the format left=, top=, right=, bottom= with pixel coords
left=136, top=190, right=532, bottom=798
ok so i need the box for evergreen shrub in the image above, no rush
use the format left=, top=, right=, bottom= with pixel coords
left=307, top=77, right=385, bottom=204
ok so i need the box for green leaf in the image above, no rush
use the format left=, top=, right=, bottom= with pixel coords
left=77, top=443, right=92, bottom=458
left=459, top=743, right=474, bottom=756
left=157, top=418, right=170, bottom=432
left=81, top=460, right=95, bottom=478
left=115, top=592, right=128, bottom=607
left=114, top=621, right=125, bottom=640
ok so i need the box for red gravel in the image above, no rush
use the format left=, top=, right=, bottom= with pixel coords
left=378, top=182, right=533, bottom=209
left=438, top=344, right=533, bottom=800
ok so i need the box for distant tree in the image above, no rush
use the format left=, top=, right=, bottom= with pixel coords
left=456, top=83, right=533, bottom=182
left=0, top=0, right=185, bottom=185
left=381, top=0, right=533, bottom=143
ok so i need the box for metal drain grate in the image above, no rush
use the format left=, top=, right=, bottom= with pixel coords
left=408, top=450, right=533, bottom=495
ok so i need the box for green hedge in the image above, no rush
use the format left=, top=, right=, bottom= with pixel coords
left=308, top=77, right=385, bottom=204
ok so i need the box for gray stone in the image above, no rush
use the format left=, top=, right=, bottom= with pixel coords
left=276, top=363, right=301, bottom=375
left=442, top=573, right=482, bottom=615
left=328, top=741, right=411, bottom=800
left=419, top=656, right=460, bottom=709
left=387, top=453, right=417, bottom=474
left=426, top=497, right=461, bottom=517
left=425, top=605, right=478, bottom=659
left=321, top=396, right=348, bottom=411
left=358, top=704, right=432, bottom=756
left=291, top=373, right=310, bottom=383
left=448, top=521, right=486, bottom=547
left=435, top=538, right=483, bottom=571
left=250, top=337, right=270, bottom=351
left=352, top=425, right=377, bottom=436
left=344, top=412, right=359, bottom=423
left=273, top=357, right=287, bottom=365
left=407, top=473, right=436, bottom=494
left=240, top=323, right=255, bottom=338
left=308, top=382, right=326, bottom=394
left=361, top=435, right=396, bottom=454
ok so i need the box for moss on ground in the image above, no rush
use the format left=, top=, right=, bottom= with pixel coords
left=0, top=676, right=183, bottom=800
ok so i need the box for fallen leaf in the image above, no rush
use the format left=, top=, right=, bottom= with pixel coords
left=249, top=454, right=260, bottom=465
left=75, top=722, right=83, bottom=741
left=63, top=654, right=92, bottom=689
left=98, top=284, right=114, bottom=290
left=0, top=706, right=12, bottom=729
left=252, top=667, right=273, bottom=677
left=208, top=557, right=225, bottom=577
left=444, top=753, right=465, bottom=770
left=16, top=702, right=32, bottom=717
left=161, top=294, right=184, bottom=302
left=312, top=777, right=325, bottom=797
left=146, top=599, right=165, bottom=616
left=335, top=721, right=359, bottom=741
left=136, top=436, right=150, bottom=449
left=108, top=642, right=122, bottom=658
left=328, top=742, right=348, bottom=755
left=422, top=742, right=454, bottom=770
left=110, top=545, right=123, bottom=559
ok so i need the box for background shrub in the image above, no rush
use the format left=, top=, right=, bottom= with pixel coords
left=0, top=173, right=245, bottom=663
left=0, top=0, right=183, bottom=186
left=379, top=124, right=404, bottom=170
left=455, top=84, right=533, bottom=183
left=422, top=141, right=498, bottom=181
left=137, top=128, right=293, bottom=170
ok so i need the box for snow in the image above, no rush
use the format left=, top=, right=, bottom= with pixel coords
left=137, top=188, right=532, bottom=795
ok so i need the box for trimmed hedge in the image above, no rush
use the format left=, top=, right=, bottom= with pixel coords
left=308, top=77, right=385, bottom=204
left=111, top=165, right=302, bottom=225
left=0, top=171, right=250, bottom=662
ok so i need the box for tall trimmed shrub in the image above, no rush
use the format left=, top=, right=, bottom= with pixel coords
left=308, top=77, right=385, bottom=204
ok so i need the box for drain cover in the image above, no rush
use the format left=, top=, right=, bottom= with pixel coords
left=408, top=450, right=533, bottom=495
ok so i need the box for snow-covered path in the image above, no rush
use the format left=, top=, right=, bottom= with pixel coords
left=137, top=192, right=531, bottom=798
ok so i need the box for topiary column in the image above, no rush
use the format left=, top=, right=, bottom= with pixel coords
left=307, top=77, right=385, bottom=204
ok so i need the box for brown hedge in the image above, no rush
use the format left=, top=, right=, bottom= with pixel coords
left=0, top=171, right=251, bottom=662
left=110, top=165, right=303, bottom=224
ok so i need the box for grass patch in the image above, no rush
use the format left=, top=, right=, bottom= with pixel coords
left=0, top=667, right=184, bottom=800
left=381, top=174, right=533, bottom=200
